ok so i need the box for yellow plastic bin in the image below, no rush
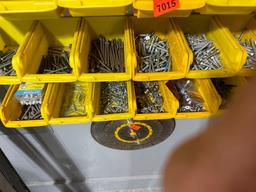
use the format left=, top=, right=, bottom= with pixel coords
left=197, top=0, right=256, bottom=15
left=133, top=0, right=205, bottom=18
left=218, top=15, right=256, bottom=77
left=133, top=81, right=179, bottom=120
left=91, top=81, right=133, bottom=122
left=0, top=0, right=60, bottom=19
left=41, top=82, right=92, bottom=124
left=57, top=0, right=132, bottom=16
left=175, top=79, right=222, bottom=119
left=0, top=18, right=33, bottom=84
left=176, top=15, right=247, bottom=79
left=0, top=84, right=50, bottom=128
left=13, top=18, right=81, bottom=83
left=214, top=76, right=247, bottom=113
left=75, top=17, right=132, bottom=82
left=130, top=18, right=190, bottom=81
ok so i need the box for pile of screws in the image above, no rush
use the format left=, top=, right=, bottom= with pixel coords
left=211, top=78, right=236, bottom=108
left=186, top=34, right=223, bottom=70
left=61, top=83, right=87, bottom=117
left=135, top=81, right=164, bottom=113
left=236, top=34, right=256, bottom=69
left=18, top=104, right=42, bottom=120
left=38, top=47, right=72, bottom=74
left=89, top=36, right=124, bottom=73
left=0, top=49, right=16, bottom=76
left=175, top=79, right=205, bottom=112
left=100, top=82, right=128, bottom=114
left=136, top=33, right=171, bottom=73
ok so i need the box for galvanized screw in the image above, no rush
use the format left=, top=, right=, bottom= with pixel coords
left=89, top=36, right=124, bottom=73
left=38, top=47, right=72, bottom=74
left=136, top=33, right=171, bottom=73
left=174, top=79, right=205, bottom=112
left=100, top=82, right=128, bottom=114
left=0, top=49, right=16, bottom=76
left=135, top=81, right=164, bottom=113
left=61, top=83, right=87, bottom=117
left=186, top=34, right=223, bottom=70
left=19, top=104, right=42, bottom=120
left=235, top=33, right=256, bottom=69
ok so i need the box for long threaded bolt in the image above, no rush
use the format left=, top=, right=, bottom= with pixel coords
left=38, top=47, right=72, bottom=74
left=89, top=36, right=124, bottom=73
left=0, top=49, right=16, bottom=76
left=18, top=104, right=42, bottom=120
left=136, top=33, right=171, bottom=73
left=186, top=34, right=223, bottom=70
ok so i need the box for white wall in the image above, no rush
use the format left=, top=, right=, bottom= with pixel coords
left=0, top=119, right=208, bottom=192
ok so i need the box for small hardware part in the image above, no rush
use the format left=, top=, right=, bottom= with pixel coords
left=38, top=47, right=72, bottom=74
left=0, top=49, right=16, bottom=76
left=18, top=104, right=42, bottom=120
left=100, top=82, right=128, bottom=114
left=89, top=36, right=124, bottom=73
left=174, top=79, right=205, bottom=112
left=135, top=81, right=164, bottom=113
left=186, top=34, right=223, bottom=70
left=61, top=83, right=87, bottom=117
left=136, top=33, right=171, bottom=73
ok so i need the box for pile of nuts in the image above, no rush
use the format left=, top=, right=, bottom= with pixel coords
left=0, top=49, right=16, bottom=76
left=135, top=81, right=164, bottom=113
left=100, top=82, right=128, bottom=114
left=89, top=36, right=124, bottom=73
left=186, top=34, right=223, bottom=70
left=38, top=47, right=72, bottom=74
left=136, top=33, right=171, bottom=73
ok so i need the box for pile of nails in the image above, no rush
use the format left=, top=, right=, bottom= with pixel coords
left=135, top=81, right=164, bottom=113
left=61, top=84, right=86, bottom=117
left=19, top=104, right=42, bottom=120
left=175, top=79, right=205, bottom=112
left=38, top=47, right=72, bottom=74
left=89, top=36, right=124, bottom=73
left=136, top=33, right=171, bottom=73
left=0, top=49, right=16, bottom=76
left=186, top=34, right=223, bottom=70
left=237, top=36, right=256, bottom=69
left=211, top=78, right=235, bottom=108
left=100, top=82, right=128, bottom=114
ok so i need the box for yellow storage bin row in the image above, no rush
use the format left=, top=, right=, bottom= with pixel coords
left=133, top=0, right=205, bottom=18
left=0, top=0, right=255, bottom=18
left=0, top=16, right=253, bottom=84
left=0, top=79, right=222, bottom=128
left=198, top=0, right=256, bottom=15
left=217, top=15, right=256, bottom=76
left=177, top=15, right=247, bottom=79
